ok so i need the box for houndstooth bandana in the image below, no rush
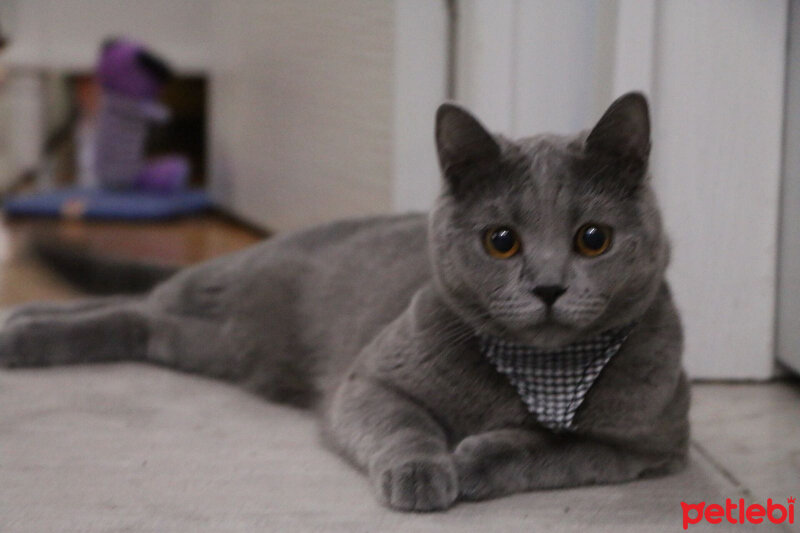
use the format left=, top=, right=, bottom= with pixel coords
left=479, top=324, right=637, bottom=432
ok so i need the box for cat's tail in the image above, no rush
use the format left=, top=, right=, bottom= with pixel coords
left=31, top=238, right=178, bottom=294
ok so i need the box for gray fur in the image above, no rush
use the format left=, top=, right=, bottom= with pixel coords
left=0, top=93, right=689, bottom=512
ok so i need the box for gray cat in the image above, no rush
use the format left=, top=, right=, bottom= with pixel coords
left=0, top=92, right=689, bottom=512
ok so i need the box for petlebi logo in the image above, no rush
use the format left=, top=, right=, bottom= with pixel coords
left=681, top=497, right=795, bottom=529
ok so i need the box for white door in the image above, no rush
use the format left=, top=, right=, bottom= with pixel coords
left=778, top=0, right=800, bottom=376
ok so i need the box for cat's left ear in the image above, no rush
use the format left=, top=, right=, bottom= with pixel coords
left=435, top=103, right=500, bottom=194
left=585, top=92, right=650, bottom=171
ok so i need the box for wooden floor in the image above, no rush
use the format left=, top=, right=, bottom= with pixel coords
left=0, top=214, right=264, bottom=307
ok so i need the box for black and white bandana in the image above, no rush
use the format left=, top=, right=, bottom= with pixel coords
left=479, top=324, right=637, bottom=432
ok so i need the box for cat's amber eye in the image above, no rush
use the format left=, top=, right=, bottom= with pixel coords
left=575, top=224, right=612, bottom=257
left=483, top=227, right=521, bottom=259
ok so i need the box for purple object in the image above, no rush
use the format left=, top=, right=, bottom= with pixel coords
left=96, top=38, right=171, bottom=100
left=95, top=38, right=189, bottom=192
left=135, top=156, right=190, bottom=192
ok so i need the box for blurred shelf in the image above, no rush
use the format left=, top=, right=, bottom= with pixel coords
left=0, top=211, right=265, bottom=307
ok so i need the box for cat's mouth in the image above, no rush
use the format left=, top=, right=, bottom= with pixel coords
left=481, top=294, right=613, bottom=346
left=507, top=321, right=580, bottom=348
left=538, top=314, right=564, bottom=327
left=483, top=312, right=570, bottom=341
left=482, top=304, right=596, bottom=347
left=489, top=302, right=573, bottom=327
left=530, top=313, right=579, bottom=336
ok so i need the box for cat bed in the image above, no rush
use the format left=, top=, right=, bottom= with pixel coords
left=4, top=187, right=211, bottom=220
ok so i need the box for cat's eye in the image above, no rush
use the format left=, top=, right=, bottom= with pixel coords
left=575, top=223, right=612, bottom=257
left=483, top=227, right=521, bottom=259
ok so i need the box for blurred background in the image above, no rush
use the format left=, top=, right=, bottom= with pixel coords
left=0, top=0, right=796, bottom=382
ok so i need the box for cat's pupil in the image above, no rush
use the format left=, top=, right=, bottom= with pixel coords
left=581, top=226, right=606, bottom=250
left=490, top=229, right=516, bottom=252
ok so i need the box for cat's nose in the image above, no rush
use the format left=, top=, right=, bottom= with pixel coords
left=532, top=285, right=567, bottom=306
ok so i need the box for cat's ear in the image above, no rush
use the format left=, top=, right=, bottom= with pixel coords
left=585, top=92, right=650, bottom=170
left=435, top=103, right=500, bottom=192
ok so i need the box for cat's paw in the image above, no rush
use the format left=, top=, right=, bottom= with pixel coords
left=452, top=434, right=501, bottom=501
left=453, top=431, right=541, bottom=501
left=0, top=310, right=40, bottom=368
left=371, top=454, right=458, bottom=512
left=0, top=310, right=25, bottom=368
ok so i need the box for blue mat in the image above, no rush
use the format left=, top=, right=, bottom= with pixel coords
left=4, top=187, right=211, bottom=220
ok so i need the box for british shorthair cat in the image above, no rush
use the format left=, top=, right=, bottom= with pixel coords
left=0, top=92, right=688, bottom=512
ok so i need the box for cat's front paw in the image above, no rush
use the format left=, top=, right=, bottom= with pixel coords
left=452, top=434, right=502, bottom=501
left=0, top=310, right=42, bottom=368
left=0, top=310, right=25, bottom=368
left=370, top=454, right=458, bottom=512
left=453, top=431, right=542, bottom=501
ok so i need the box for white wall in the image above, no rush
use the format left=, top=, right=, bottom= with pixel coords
left=208, top=1, right=397, bottom=231
left=209, top=0, right=448, bottom=230
left=2, top=0, right=213, bottom=72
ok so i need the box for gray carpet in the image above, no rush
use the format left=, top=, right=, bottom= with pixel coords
left=1, top=364, right=795, bottom=532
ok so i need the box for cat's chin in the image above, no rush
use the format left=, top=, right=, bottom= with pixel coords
left=477, top=317, right=588, bottom=348
left=509, top=320, right=586, bottom=348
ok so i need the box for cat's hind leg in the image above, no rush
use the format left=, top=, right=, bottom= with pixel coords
left=0, top=297, right=148, bottom=368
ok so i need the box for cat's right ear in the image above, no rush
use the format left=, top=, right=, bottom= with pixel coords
left=584, top=92, right=650, bottom=176
left=435, top=103, right=500, bottom=193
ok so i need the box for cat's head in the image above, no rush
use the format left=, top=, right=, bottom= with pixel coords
left=429, top=93, right=669, bottom=347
